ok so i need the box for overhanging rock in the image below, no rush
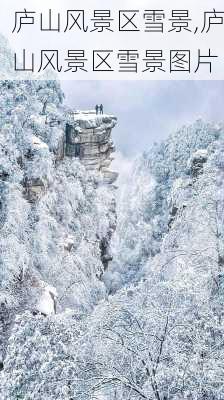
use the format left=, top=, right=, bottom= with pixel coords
left=65, top=110, right=118, bottom=185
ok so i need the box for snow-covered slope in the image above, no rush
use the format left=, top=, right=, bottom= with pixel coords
left=2, top=112, right=224, bottom=399
left=0, top=80, right=117, bottom=367
left=1, top=66, right=224, bottom=399
left=105, top=120, right=224, bottom=292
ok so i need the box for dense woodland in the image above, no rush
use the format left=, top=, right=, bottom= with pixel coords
left=0, top=43, right=224, bottom=399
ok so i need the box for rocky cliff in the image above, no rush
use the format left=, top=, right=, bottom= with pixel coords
left=0, top=78, right=118, bottom=365
left=65, top=110, right=118, bottom=185
left=23, top=110, right=118, bottom=202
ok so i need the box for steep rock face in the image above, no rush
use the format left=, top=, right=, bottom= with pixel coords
left=168, top=177, right=192, bottom=228
left=28, top=111, right=119, bottom=276
left=64, top=110, right=118, bottom=274
left=168, top=149, right=208, bottom=228
left=190, top=149, right=208, bottom=178
left=65, top=110, right=118, bottom=184
left=99, top=197, right=117, bottom=275
left=0, top=77, right=118, bottom=364
left=23, top=135, right=51, bottom=202
left=21, top=110, right=118, bottom=202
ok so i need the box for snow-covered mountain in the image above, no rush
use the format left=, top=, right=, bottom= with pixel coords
left=1, top=75, right=224, bottom=399
left=0, top=79, right=117, bottom=365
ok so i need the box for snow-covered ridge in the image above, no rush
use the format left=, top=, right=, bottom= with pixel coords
left=2, top=86, right=224, bottom=398
left=0, top=80, right=118, bottom=365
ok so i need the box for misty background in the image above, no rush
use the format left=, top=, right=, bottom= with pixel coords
left=61, top=80, right=224, bottom=158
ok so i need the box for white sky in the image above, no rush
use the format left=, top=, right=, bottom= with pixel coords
left=1, top=1, right=224, bottom=156
left=62, top=80, right=224, bottom=156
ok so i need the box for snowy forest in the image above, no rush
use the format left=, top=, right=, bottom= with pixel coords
left=1, top=40, right=224, bottom=400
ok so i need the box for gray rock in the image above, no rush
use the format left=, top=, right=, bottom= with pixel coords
left=65, top=111, right=118, bottom=185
